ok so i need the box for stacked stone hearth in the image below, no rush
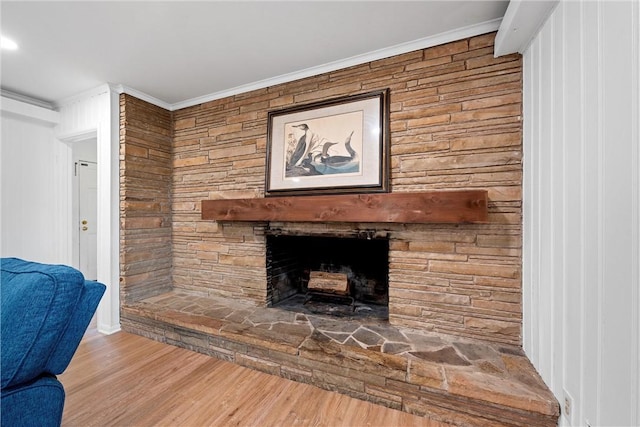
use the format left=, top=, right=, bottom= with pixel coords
left=119, top=32, right=560, bottom=426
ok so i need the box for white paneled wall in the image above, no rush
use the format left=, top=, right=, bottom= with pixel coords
left=56, top=87, right=109, bottom=137
left=523, top=1, right=639, bottom=426
left=0, top=109, right=71, bottom=264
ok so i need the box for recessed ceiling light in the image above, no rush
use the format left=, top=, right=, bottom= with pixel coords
left=1, top=36, right=18, bottom=51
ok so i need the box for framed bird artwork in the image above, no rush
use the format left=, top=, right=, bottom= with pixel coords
left=266, top=89, right=389, bottom=196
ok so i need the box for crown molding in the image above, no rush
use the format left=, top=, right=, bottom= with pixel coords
left=170, top=17, right=502, bottom=111
left=113, top=84, right=172, bottom=111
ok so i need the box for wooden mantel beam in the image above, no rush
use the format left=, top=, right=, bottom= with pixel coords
left=201, top=190, right=488, bottom=224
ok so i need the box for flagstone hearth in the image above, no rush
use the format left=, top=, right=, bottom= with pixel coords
left=121, top=290, right=559, bottom=427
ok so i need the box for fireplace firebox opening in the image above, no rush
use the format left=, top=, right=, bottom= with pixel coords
left=266, top=233, right=389, bottom=318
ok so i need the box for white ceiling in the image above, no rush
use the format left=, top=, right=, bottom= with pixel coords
left=1, top=1, right=509, bottom=109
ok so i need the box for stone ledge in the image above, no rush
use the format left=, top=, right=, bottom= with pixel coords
left=121, top=290, right=558, bottom=427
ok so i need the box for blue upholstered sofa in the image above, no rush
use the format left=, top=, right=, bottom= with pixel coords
left=1, top=258, right=106, bottom=427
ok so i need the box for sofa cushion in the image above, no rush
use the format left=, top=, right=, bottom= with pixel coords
left=1, top=258, right=84, bottom=389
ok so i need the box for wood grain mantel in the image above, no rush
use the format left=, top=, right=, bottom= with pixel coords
left=201, top=190, right=488, bottom=224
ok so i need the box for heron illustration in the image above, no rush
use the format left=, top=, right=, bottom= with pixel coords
left=288, top=124, right=314, bottom=168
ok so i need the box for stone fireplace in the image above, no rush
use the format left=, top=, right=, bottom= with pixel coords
left=119, top=33, right=559, bottom=425
left=120, top=31, right=526, bottom=346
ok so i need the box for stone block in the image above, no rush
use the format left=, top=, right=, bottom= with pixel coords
left=464, top=317, right=520, bottom=337
left=469, top=32, right=496, bottom=49
left=173, top=155, right=209, bottom=168
left=280, top=365, right=313, bottom=382
left=430, top=260, right=520, bottom=279
left=455, top=244, right=521, bottom=257
left=207, top=345, right=234, bottom=362
left=472, top=299, right=522, bottom=313
left=450, top=132, right=521, bottom=151
left=407, top=114, right=451, bottom=128
left=461, top=92, right=521, bottom=111
left=365, top=385, right=404, bottom=408
left=218, top=254, right=264, bottom=267
left=393, top=86, right=438, bottom=103
left=312, top=370, right=364, bottom=393
left=408, top=241, right=455, bottom=253
left=404, top=55, right=453, bottom=72
left=388, top=303, right=422, bottom=317
left=195, top=222, right=219, bottom=233
left=466, top=52, right=520, bottom=70
left=488, top=185, right=522, bottom=202
left=424, top=39, right=469, bottom=59
left=219, top=323, right=304, bottom=355
left=208, top=144, right=256, bottom=160
left=122, top=217, right=165, bottom=230
left=299, top=336, right=407, bottom=381
left=269, top=95, right=294, bottom=108
left=236, top=354, right=281, bottom=376
left=293, top=82, right=363, bottom=104
left=450, top=103, right=521, bottom=123
left=437, top=73, right=520, bottom=95
left=419, top=310, right=465, bottom=325
left=490, top=291, right=521, bottom=303
left=174, top=117, right=196, bottom=130
left=407, top=359, right=445, bottom=389
left=123, top=144, right=149, bottom=158
left=445, top=368, right=560, bottom=416
left=389, top=288, right=471, bottom=306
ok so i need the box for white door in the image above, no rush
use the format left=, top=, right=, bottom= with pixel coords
left=78, top=161, right=97, bottom=280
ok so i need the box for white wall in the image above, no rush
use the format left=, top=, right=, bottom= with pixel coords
left=56, top=85, right=121, bottom=335
left=0, top=99, right=71, bottom=264
left=523, top=1, right=639, bottom=426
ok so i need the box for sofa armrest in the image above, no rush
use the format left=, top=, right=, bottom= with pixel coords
left=1, top=258, right=85, bottom=389
left=46, top=280, right=106, bottom=374
left=1, top=374, right=65, bottom=427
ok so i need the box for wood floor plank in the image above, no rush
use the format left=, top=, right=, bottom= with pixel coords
left=59, top=328, right=449, bottom=426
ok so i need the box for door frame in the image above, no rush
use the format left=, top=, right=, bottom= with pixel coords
left=59, top=112, right=120, bottom=334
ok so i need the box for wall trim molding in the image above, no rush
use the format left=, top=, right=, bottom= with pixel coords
left=57, top=128, right=98, bottom=143
left=54, top=84, right=111, bottom=109
left=0, top=95, right=60, bottom=125
left=0, top=89, right=55, bottom=110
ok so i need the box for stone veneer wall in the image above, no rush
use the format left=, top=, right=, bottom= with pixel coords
left=120, top=95, right=173, bottom=303
left=121, top=32, right=523, bottom=345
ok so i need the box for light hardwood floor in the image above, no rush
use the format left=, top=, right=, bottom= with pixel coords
left=59, top=327, right=444, bottom=427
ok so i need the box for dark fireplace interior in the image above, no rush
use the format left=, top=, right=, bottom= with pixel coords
left=266, top=233, right=389, bottom=317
